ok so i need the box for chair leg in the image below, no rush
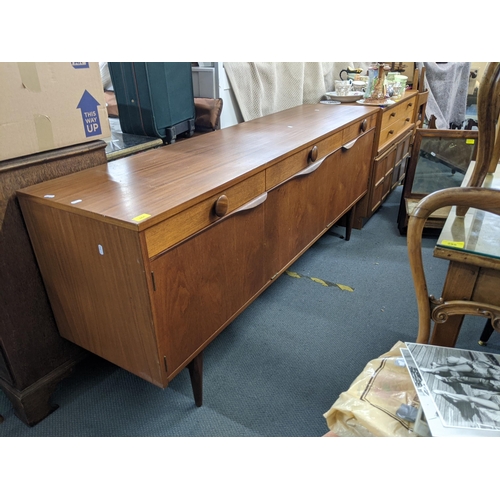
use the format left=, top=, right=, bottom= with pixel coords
left=188, top=352, right=203, bottom=407
left=478, top=320, right=495, bottom=346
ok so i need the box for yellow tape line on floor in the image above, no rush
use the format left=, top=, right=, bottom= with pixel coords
left=285, top=270, right=354, bottom=292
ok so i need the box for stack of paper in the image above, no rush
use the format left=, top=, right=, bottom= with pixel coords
left=401, top=342, right=500, bottom=437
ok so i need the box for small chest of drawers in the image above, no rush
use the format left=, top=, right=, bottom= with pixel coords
left=353, top=90, right=418, bottom=228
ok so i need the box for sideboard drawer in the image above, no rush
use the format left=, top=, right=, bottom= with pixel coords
left=266, top=131, right=342, bottom=189
left=266, top=115, right=376, bottom=191
left=342, top=114, right=377, bottom=144
left=380, top=96, right=416, bottom=131
left=379, top=121, right=413, bottom=151
left=145, top=171, right=266, bottom=258
left=378, top=96, right=416, bottom=150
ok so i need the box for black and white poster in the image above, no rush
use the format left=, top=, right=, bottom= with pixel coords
left=404, top=342, right=500, bottom=436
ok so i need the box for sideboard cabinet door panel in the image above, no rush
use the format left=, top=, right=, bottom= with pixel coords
left=265, top=128, right=374, bottom=278
left=333, top=129, right=375, bottom=217
left=265, top=149, right=341, bottom=277
left=150, top=201, right=267, bottom=381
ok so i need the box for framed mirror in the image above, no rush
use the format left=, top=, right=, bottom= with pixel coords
left=397, top=128, right=478, bottom=234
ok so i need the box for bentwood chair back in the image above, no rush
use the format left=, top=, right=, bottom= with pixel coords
left=407, top=186, right=500, bottom=345
left=457, top=62, right=500, bottom=213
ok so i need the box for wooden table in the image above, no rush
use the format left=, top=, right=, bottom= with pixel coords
left=430, top=166, right=500, bottom=346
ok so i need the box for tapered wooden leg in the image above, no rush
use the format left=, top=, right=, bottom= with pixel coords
left=188, top=352, right=203, bottom=407
left=345, top=206, right=355, bottom=242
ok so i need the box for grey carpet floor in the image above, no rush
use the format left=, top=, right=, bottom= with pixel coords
left=1, top=186, right=499, bottom=437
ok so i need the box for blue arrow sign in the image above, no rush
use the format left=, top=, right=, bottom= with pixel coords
left=77, top=90, right=102, bottom=137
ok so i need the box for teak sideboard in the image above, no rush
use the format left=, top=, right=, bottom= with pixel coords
left=17, top=104, right=377, bottom=405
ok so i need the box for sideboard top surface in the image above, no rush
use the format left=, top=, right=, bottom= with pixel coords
left=17, top=103, right=377, bottom=230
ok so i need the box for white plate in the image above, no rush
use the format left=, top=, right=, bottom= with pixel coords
left=356, top=99, right=395, bottom=107
left=325, top=91, right=364, bottom=103
left=320, top=100, right=341, bottom=105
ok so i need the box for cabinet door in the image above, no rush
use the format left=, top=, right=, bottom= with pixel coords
left=391, top=128, right=414, bottom=188
left=371, top=145, right=397, bottom=213
left=150, top=194, right=267, bottom=382
left=266, top=130, right=374, bottom=278
left=334, top=129, right=374, bottom=217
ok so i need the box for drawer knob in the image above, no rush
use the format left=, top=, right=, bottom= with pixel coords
left=360, top=119, right=368, bottom=132
left=214, top=195, right=229, bottom=217
left=309, top=145, right=318, bottom=163
left=390, top=112, right=396, bottom=117
left=405, top=117, right=411, bottom=122
left=389, top=130, right=394, bottom=135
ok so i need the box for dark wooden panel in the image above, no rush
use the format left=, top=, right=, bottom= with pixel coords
left=0, top=142, right=106, bottom=389
left=0, top=141, right=107, bottom=425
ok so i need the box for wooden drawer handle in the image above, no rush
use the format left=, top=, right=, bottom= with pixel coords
left=390, top=112, right=396, bottom=117
left=405, top=117, right=411, bottom=122
left=214, top=195, right=229, bottom=217
left=360, top=119, right=368, bottom=132
left=233, top=192, right=268, bottom=214
left=215, top=192, right=268, bottom=219
left=309, top=145, right=318, bottom=163
left=388, top=130, right=395, bottom=135
left=342, top=137, right=359, bottom=150
left=292, top=158, right=324, bottom=179
left=407, top=102, right=413, bottom=107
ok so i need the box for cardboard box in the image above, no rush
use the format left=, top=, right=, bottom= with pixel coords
left=0, top=62, right=111, bottom=162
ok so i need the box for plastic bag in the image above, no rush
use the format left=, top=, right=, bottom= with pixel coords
left=323, top=341, right=420, bottom=437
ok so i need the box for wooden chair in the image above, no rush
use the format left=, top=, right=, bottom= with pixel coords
left=324, top=186, right=500, bottom=437
left=412, top=66, right=429, bottom=129
left=455, top=62, right=500, bottom=345
left=408, top=186, right=500, bottom=345
left=457, top=62, right=500, bottom=214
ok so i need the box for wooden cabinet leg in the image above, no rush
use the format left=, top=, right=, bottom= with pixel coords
left=188, top=352, right=203, bottom=407
left=345, top=206, right=355, bottom=241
